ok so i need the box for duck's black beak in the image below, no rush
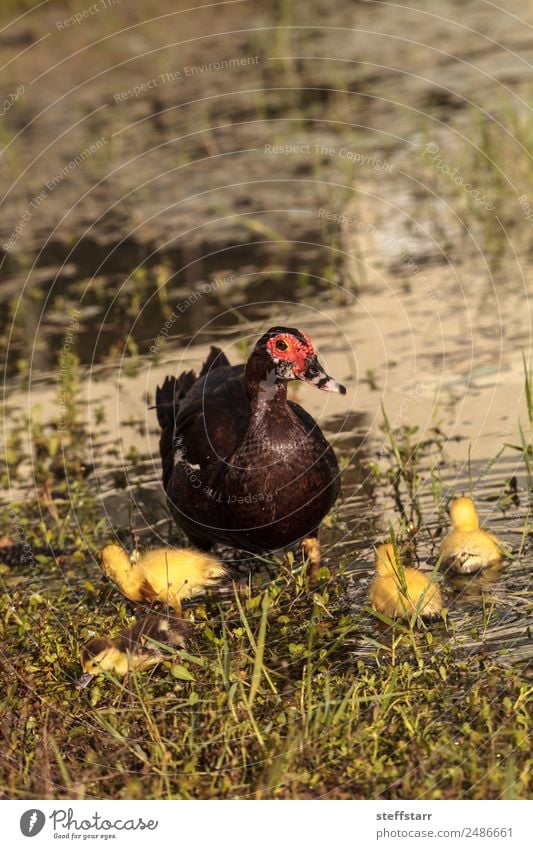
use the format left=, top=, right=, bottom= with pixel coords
left=75, top=672, right=94, bottom=690
left=297, top=355, right=346, bottom=394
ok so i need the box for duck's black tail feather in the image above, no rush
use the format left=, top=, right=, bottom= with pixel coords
left=200, top=346, right=230, bottom=376
left=156, top=372, right=197, bottom=490
left=155, top=371, right=196, bottom=429
left=155, top=348, right=229, bottom=429
left=155, top=349, right=230, bottom=491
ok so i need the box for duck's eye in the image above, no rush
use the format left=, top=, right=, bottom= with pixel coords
left=275, top=339, right=289, bottom=352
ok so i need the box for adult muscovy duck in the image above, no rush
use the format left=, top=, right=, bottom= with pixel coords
left=155, top=327, right=346, bottom=564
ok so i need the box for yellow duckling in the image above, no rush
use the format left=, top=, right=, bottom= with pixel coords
left=76, top=615, right=190, bottom=688
left=370, top=543, right=443, bottom=621
left=438, top=496, right=505, bottom=573
left=100, top=544, right=228, bottom=614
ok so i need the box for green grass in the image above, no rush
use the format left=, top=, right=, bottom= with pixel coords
left=504, top=355, right=533, bottom=491
left=420, top=105, right=533, bottom=266
left=1, top=543, right=530, bottom=800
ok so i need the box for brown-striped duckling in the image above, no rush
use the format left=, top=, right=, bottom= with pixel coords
left=370, top=543, right=443, bottom=622
left=100, top=544, right=228, bottom=614
left=76, top=615, right=190, bottom=688
left=438, top=497, right=506, bottom=573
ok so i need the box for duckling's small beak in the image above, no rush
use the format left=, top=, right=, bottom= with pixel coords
left=75, top=672, right=95, bottom=690
left=297, top=356, right=346, bottom=395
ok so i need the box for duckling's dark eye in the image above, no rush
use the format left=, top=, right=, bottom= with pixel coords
left=275, top=339, right=289, bottom=352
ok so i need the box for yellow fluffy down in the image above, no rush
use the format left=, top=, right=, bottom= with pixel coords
left=370, top=567, right=443, bottom=620
left=82, top=644, right=135, bottom=678
left=100, top=544, right=228, bottom=611
left=438, top=497, right=505, bottom=573
left=370, top=544, right=442, bottom=621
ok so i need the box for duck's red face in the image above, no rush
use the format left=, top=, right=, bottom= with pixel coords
left=264, top=327, right=346, bottom=394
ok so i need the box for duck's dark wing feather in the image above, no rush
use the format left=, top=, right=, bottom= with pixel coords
left=174, top=369, right=250, bottom=466
left=176, top=363, right=245, bottom=418
left=156, top=347, right=235, bottom=486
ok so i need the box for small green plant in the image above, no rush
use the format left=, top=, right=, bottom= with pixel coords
left=504, top=354, right=533, bottom=490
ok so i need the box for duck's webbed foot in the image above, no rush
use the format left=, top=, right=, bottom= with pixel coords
left=301, top=537, right=322, bottom=585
